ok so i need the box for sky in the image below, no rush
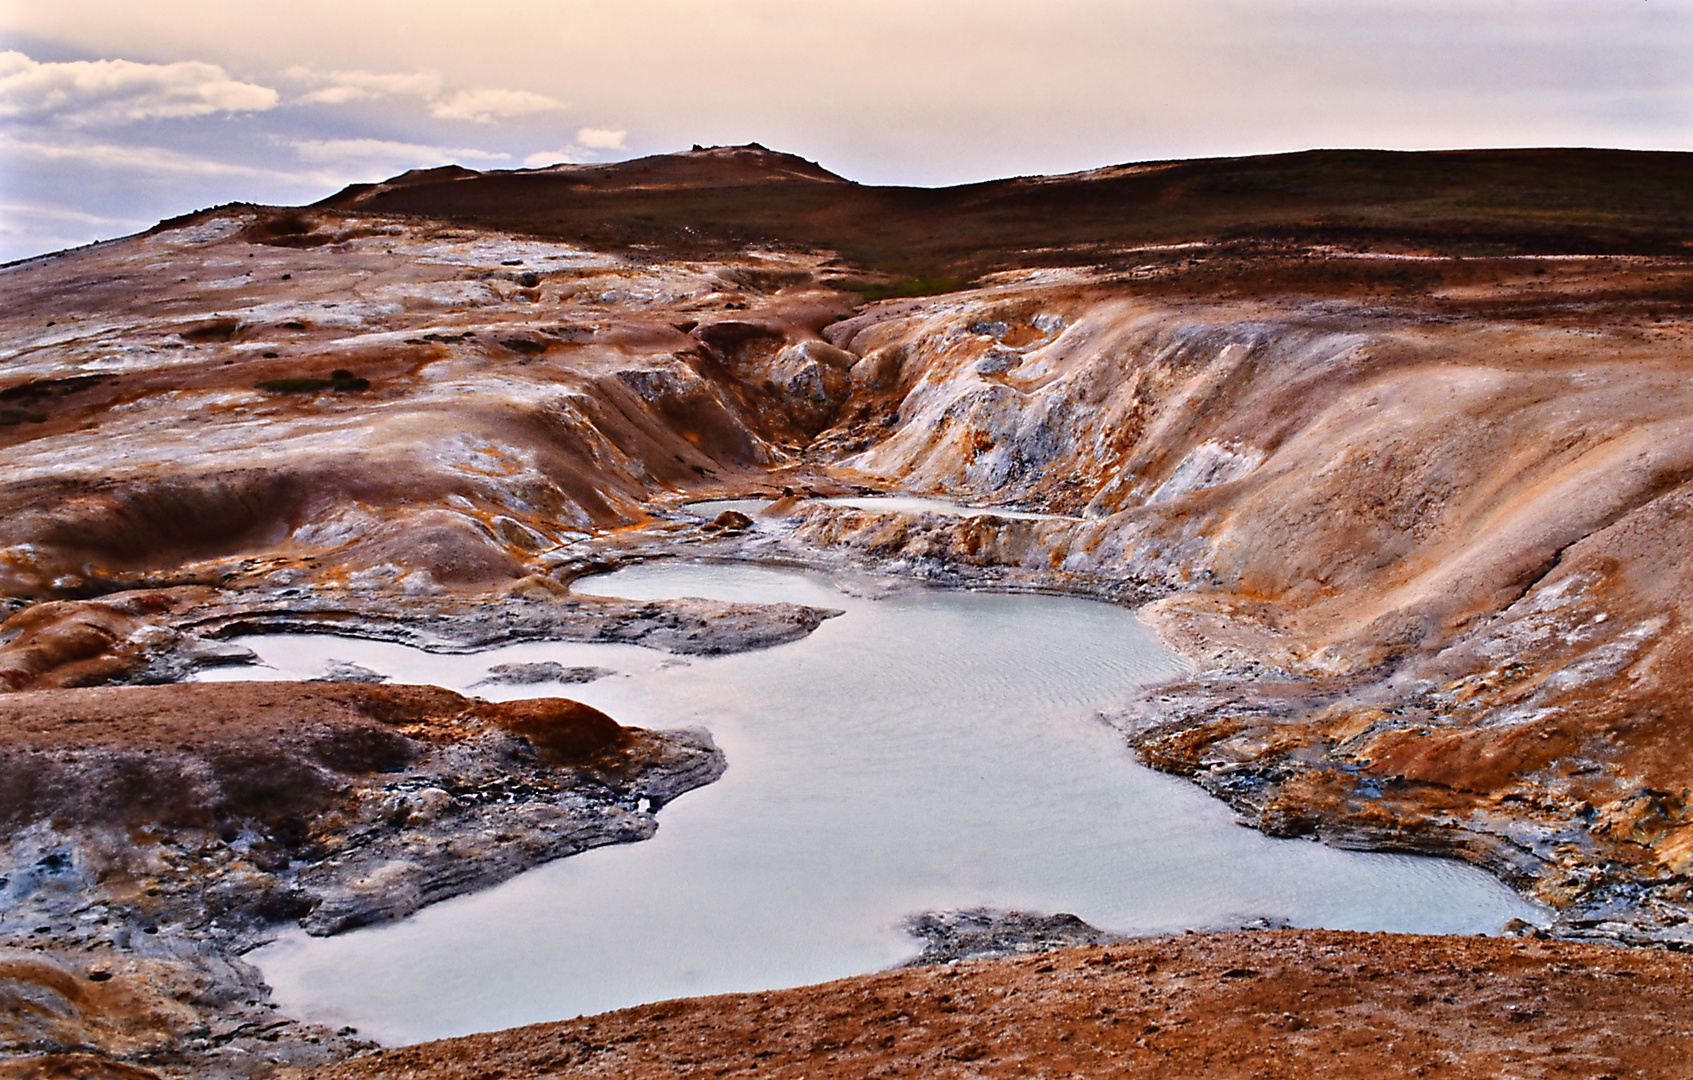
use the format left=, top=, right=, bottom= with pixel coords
left=1, top=0, right=1690, bottom=263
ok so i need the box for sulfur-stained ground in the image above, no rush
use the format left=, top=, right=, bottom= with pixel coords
left=308, top=929, right=1693, bottom=1079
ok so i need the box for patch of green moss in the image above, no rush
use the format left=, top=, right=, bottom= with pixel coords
left=833, top=277, right=969, bottom=302
left=0, top=408, right=48, bottom=425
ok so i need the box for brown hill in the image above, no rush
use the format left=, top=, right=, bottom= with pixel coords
left=319, top=145, right=1693, bottom=283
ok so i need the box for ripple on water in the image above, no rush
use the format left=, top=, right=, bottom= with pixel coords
left=232, top=562, right=1545, bottom=1044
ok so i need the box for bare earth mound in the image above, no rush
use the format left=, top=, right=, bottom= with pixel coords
left=311, top=930, right=1693, bottom=1079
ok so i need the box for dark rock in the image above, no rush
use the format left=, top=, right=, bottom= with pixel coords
left=474, top=662, right=612, bottom=687
left=902, top=908, right=1121, bottom=966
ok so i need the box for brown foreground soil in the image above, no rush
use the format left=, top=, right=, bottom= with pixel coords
left=308, top=929, right=1693, bottom=1080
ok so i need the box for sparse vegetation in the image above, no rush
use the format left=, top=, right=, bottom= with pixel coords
left=321, top=147, right=1693, bottom=282
left=833, top=277, right=969, bottom=302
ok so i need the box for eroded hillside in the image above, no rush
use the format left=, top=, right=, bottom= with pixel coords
left=4, top=145, right=1693, bottom=1077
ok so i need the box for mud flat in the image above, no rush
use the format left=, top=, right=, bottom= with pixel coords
left=0, top=681, right=728, bottom=1077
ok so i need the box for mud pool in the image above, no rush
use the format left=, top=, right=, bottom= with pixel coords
left=685, top=495, right=1073, bottom=520
left=219, top=564, right=1544, bottom=1044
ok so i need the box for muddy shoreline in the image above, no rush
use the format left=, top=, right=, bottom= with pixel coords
left=306, top=929, right=1693, bottom=1080
left=0, top=680, right=730, bottom=1078
left=649, top=501, right=1693, bottom=950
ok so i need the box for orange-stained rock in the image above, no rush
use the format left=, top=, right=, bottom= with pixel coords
left=478, top=696, right=631, bottom=766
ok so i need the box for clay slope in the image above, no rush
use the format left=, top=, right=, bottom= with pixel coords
left=309, top=930, right=1693, bottom=1079
left=5, top=150, right=1693, bottom=936
left=6, top=143, right=1693, bottom=1075
left=0, top=208, right=858, bottom=605
left=772, top=256, right=1693, bottom=937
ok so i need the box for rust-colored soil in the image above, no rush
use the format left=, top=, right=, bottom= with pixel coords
left=0, top=682, right=646, bottom=831
left=310, top=930, right=1693, bottom=1079
left=8, top=145, right=1693, bottom=1078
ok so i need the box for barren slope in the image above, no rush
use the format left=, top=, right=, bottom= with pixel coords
left=308, top=930, right=1693, bottom=1080
left=4, top=145, right=1693, bottom=1077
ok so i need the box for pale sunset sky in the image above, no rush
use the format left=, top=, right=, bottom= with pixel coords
left=2, top=0, right=1689, bottom=261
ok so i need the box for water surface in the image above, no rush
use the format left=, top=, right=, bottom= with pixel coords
left=685, top=495, right=1073, bottom=520
left=823, top=494, right=1073, bottom=520
left=235, top=563, right=1543, bottom=1044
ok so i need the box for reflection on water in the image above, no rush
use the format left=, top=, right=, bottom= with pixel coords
left=683, top=495, right=1073, bottom=521
left=682, top=498, right=776, bottom=518
left=822, top=495, right=1072, bottom=520
left=237, top=563, right=1545, bottom=1045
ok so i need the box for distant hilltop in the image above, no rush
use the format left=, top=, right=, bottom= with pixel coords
left=312, top=145, right=1693, bottom=280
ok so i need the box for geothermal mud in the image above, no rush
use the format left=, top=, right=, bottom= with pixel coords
left=0, top=682, right=723, bottom=1076
left=3, top=145, right=1693, bottom=1076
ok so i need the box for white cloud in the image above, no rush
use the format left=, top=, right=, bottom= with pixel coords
left=2, top=130, right=386, bottom=192
left=283, top=65, right=563, bottom=124
left=575, top=126, right=626, bottom=150
left=0, top=198, right=150, bottom=264
left=289, top=137, right=509, bottom=164
left=297, top=85, right=377, bottom=106
left=0, top=198, right=145, bottom=229
left=523, top=128, right=630, bottom=167
left=285, top=65, right=443, bottom=105
left=0, top=131, right=287, bottom=177
left=523, top=149, right=580, bottom=168
left=0, top=50, right=277, bottom=125
left=429, top=87, right=564, bottom=124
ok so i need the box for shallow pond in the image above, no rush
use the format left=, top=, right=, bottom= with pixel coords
left=224, top=563, right=1543, bottom=1044
left=685, top=494, right=1072, bottom=520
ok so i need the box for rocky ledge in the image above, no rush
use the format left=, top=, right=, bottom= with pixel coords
left=0, top=581, right=839, bottom=693
left=0, top=682, right=724, bottom=1078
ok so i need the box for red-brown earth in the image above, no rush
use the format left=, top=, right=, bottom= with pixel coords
left=3, top=145, right=1693, bottom=1077
left=305, top=931, right=1693, bottom=1080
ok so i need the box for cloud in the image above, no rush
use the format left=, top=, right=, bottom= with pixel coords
left=289, top=137, right=509, bottom=165
left=285, top=65, right=563, bottom=124
left=429, top=87, right=565, bottom=123
left=524, top=127, right=630, bottom=167
left=0, top=131, right=288, bottom=178
left=523, top=149, right=578, bottom=168
left=0, top=198, right=151, bottom=264
left=0, top=50, right=277, bottom=125
left=0, top=198, right=145, bottom=229
left=285, top=66, right=442, bottom=105
left=575, top=126, right=626, bottom=150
